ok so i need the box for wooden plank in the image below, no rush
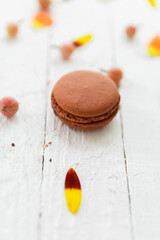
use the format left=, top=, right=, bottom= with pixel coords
left=0, top=0, right=49, bottom=239
left=40, top=1, right=132, bottom=239
left=113, top=0, right=160, bottom=239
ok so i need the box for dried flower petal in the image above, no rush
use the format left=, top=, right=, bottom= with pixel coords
left=65, top=168, right=81, bottom=214
left=39, top=0, right=51, bottom=10
left=108, top=68, right=123, bottom=85
left=7, top=24, right=18, bottom=38
left=60, top=43, right=75, bottom=60
left=32, top=10, right=53, bottom=28
left=125, top=25, right=136, bottom=39
left=147, top=35, right=160, bottom=56
left=73, top=34, right=92, bottom=47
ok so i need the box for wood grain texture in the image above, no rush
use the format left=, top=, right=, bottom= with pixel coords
left=1, top=0, right=160, bottom=239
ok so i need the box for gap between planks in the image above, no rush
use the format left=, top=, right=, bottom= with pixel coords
left=120, top=108, right=134, bottom=240
left=37, top=28, right=53, bottom=240
left=108, top=9, right=135, bottom=240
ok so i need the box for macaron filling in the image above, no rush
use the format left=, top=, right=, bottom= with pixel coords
left=51, top=94, right=120, bottom=125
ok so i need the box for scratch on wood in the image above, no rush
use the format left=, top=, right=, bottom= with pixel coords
left=120, top=108, right=135, bottom=240
left=42, top=116, right=47, bottom=172
left=108, top=10, right=135, bottom=239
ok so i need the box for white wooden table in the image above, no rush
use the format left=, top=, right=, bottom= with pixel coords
left=1, top=0, right=160, bottom=239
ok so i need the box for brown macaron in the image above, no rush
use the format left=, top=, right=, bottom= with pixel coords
left=51, top=70, right=120, bottom=130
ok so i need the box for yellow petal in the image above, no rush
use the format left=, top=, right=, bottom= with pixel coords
left=32, top=19, right=45, bottom=28
left=148, top=0, right=157, bottom=7
left=147, top=46, right=158, bottom=56
left=73, top=34, right=92, bottom=47
left=65, top=189, right=82, bottom=214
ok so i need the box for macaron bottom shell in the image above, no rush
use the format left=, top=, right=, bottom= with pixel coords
left=54, top=106, right=119, bottom=130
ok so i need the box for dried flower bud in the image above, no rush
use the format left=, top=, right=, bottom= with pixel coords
left=108, top=68, right=123, bottom=85
left=39, top=0, right=51, bottom=10
left=125, top=25, right=136, bottom=39
left=0, top=97, right=19, bottom=118
left=60, top=43, right=75, bottom=60
left=7, top=24, right=18, bottom=38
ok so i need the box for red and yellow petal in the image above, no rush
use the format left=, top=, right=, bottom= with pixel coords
left=147, top=35, right=160, bottom=56
left=73, top=34, right=92, bottom=47
left=32, top=10, right=53, bottom=28
left=65, top=168, right=82, bottom=214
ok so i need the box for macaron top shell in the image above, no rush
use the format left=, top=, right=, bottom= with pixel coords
left=53, top=70, right=120, bottom=118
